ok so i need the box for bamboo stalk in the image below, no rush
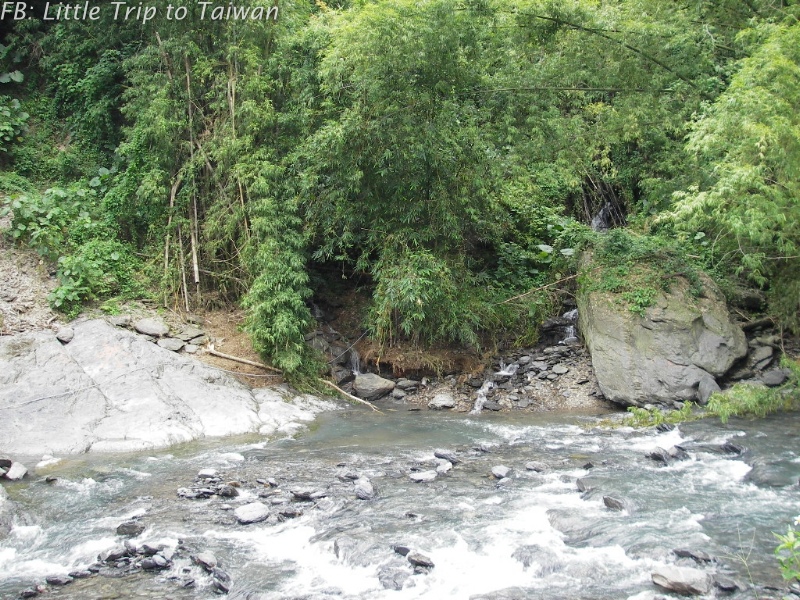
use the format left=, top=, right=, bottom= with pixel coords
left=177, top=225, right=190, bottom=312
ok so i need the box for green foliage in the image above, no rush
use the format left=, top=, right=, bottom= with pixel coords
left=0, top=96, right=28, bottom=153
left=622, top=402, right=698, bottom=428
left=583, top=229, right=703, bottom=316
left=774, top=518, right=800, bottom=582
left=706, top=358, right=800, bottom=423
left=670, top=19, right=800, bottom=331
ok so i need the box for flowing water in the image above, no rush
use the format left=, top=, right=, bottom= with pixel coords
left=1, top=406, right=799, bottom=600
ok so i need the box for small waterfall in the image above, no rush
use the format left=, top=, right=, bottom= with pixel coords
left=497, top=361, right=519, bottom=377
left=349, top=349, right=362, bottom=375
left=560, top=309, right=579, bottom=345
left=470, top=380, right=495, bottom=414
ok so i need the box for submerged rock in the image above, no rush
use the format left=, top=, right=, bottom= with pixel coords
left=409, top=471, right=437, bottom=483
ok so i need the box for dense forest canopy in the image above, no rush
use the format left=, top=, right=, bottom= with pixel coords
left=1, top=0, right=798, bottom=374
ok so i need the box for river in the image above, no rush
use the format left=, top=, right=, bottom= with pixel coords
left=1, top=404, right=799, bottom=599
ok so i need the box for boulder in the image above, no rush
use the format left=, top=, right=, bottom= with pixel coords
left=133, top=318, right=170, bottom=337
left=578, top=265, right=746, bottom=407
left=193, top=551, right=218, bottom=572
left=234, top=502, right=270, bottom=524
left=761, top=368, right=789, bottom=387
left=491, top=465, right=511, bottom=479
left=428, top=392, right=456, bottom=410
left=354, top=478, right=375, bottom=500
left=603, top=496, right=625, bottom=511
left=116, top=521, right=145, bottom=537
left=407, top=552, right=434, bottom=568
left=0, top=320, right=337, bottom=455
left=652, top=565, right=711, bottom=595
left=353, top=373, right=395, bottom=401
left=3, top=462, right=27, bottom=480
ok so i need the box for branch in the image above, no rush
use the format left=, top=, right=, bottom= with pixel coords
left=207, top=346, right=283, bottom=372
left=317, top=378, right=382, bottom=413
left=498, top=273, right=579, bottom=305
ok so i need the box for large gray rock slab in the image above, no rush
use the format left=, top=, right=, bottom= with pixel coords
left=0, top=320, right=339, bottom=456
left=651, top=564, right=711, bottom=595
left=353, top=373, right=395, bottom=400
left=579, top=267, right=746, bottom=406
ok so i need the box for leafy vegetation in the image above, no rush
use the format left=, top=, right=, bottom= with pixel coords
left=775, top=517, right=800, bottom=582
left=1, top=0, right=799, bottom=371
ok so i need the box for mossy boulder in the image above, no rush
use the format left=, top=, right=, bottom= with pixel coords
left=578, top=265, right=746, bottom=407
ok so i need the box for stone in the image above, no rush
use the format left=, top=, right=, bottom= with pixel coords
left=673, top=549, right=713, bottom=563
left=193, top=551, right=218, bottom=572
left=409, top=471, right=437, bottom=483
left=183, top=344, right=199, bottom=354
left=428, top=392, right=456, bottom=410
left=483, top=400, right=502, bottom=411
left=217, top=485, right=239, bottom=498
left=651, top=565, right=711, bottom=595
left=713, top=575, right=739, bottom=592
left=176, top=326, right=205, bottom=342
left=290, top=487, right=327, bottom=501
left=212, top=568, right=231, bottom=593
left=434, top=449, right=459, bottom=464
left=55, top=328, right=74, bottom=344
left=407, top=552, right=434, bottom=569
left=3, top=462, right=27, bottom=480
left=354, top=478, right=375, bottom=500
left=436, top=460, right=452, bottom=475
left=578, top=263, right=747, bottom=407
left=116, top=521, right=145, bottom=537
left=108, top=315, right=131, bottom=327
left=353, top=373, right=395, bottom=401
left=576, top=478, right=590, bottom=493
left=603, top=496, right=625, bottom=511
left=491, top=465, right=511, bottom=479
left=378, top=566, right=412, bottom=591
left=525, top=461, right=548, bottom=472
left=391, top=388, right=407, bottom=399
left=551, top=364, right=569, bottom=375
left=198, top=469, right=218, bottom=479
left=668, top=446, right=690, bottom=461
left=20, top=588, right=39, bottom=597
left=395, top=378, right=419, bottom=390
left=761, top=368, right=789, bottom=387
left=45, top=575, right=73, bottom=585
left=133, top=318, right=170, bottom=337
left=68, top=570, right=92, bottom=579
left=648, top=448, right=671, bottom=465
left=234, top=502, right=270, bottom=524
left=157, top=338, right=185, bottom=352
left=697, top=376, right=720, bottom=405
left=749, top=345, right=773, bottom=366
left=393, top=544, right=411, bottom=556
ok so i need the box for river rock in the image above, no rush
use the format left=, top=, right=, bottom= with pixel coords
left=193, top=551, right=218, bottom=571
left=3, top=461, right=27, bottom=480
left=652, top=564, right=711, bottom=595
left=482, top=400, right=502, bottom=411
left=409, top=470, right=437, bottom=483
left=673, top=548, right=713, bottom=563
left=378, top=565, right=412, bottom=590
left=603, top=496, right=625, bottom=511
left=525, top=461, right=548, bottom=472
left=407, top=552, right=434, bottom=568
left=19, top=588, right=38, bottom=598
left=176, top=326, right=205, bottom=342
left=578, top=264, right=746, bottom=407
left=697, top=377, right=721, bottom=404
left=55, top=327, right=74, bottom=344
left=434, top=449, right=459, bottom=464
left=116, top=520, right=145, bottom=537
left=551, top=364, right=569, bottom=375
left=157, top=337, right=185, bottom=352
left=491, top=465, right=511, bottom=479
left=713, top=575, right=740, bottom=592
left=45, top=575, right=73, bottom=585
left=354, top=478, right=375, bottom=500
left=0, top=319, right=337, bottom=455
left=133, top=318, right=170, bottom=337
left=353, top=373, right=395, bottom=401
left=234, top=502, right=270, bottom=524
left=436, top=460, right=452, bottom=474
left=212, top=568, right=231, bottom=593
left=761, top=368, right=789, bottom=387
left=428, top=392, right=456, bottom=410
left=290, top=487, right=327, bottom=501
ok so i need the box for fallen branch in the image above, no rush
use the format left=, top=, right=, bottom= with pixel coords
left=499, top=273, right=579, bottom=305
left=207, top=346, right=283, bottom=373
left=317, top=378, right=382, bottom=413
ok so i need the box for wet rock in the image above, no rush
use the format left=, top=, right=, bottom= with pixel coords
left=193, top=551, right=218, bottom=572
left=378, top=565, right=412, bottom=590
left=354, top=478, right=375, bottom=500
left=434, top=449, right=459, bottom=464
left=674, top=549, right=713, bottom=563
left=234, top=502, right=270, bottom=524
left=713, top=575, right=740, bottom=592
left=99, top=547, right=127, bottom=563
left=576, top=478, right=590, bottom=493
left=491, top=465, right=511, bottom=479
left=482, top=400, right=502, bottom=411
left=409, top=471, right=437, bottom=483
left=197, top=468, right=218, bottom=479
left=396, top=379, right=419, bottom=390
left=68, top=570, right=92, bottom=579
left=116, top=520, right=145, bottom=537
left=391, top=388, right=407, bottom=400
left=141, top=554, right=169, bottom=570
left=290, top=487, right=327, bottom=501
left=392, top=544, right=411, bottom=556
left=45, top=575, right=73, bottom=585
left=55, top=327, right=74, bottom=344
left=648, top=448, right=671, bottom=465
left=217, top=485, right=239, bottom=498
left=157, top=337, right=185, bottom=352
left=212, top=568, right=232, bottom=593
left=603, top=496, right=625, bottom=511
left=140, top=543, right=160, bottom=556
left=721, top=442, right=744, bottom=455
left=19, top=588, right=39, bottom=598
left=133, top=318, right=170, bottom=337
left=3, top=461, right=27, bottom=480
left=762, top=368, right=789, bottom=387
left=525, top=461, right=548, bottom=472
left=353, top=373, right=395, bottom=401
left=407, top=552, right=434, bottom=569
left=668, top=446, right=690, bottom=461
left=652, top=565, right=711, bottom=595
left=656, top=423, right=675, bottom=433
left=428, top=392, right=456, bottom=410
left=436, top=460, right=452, bottom=475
